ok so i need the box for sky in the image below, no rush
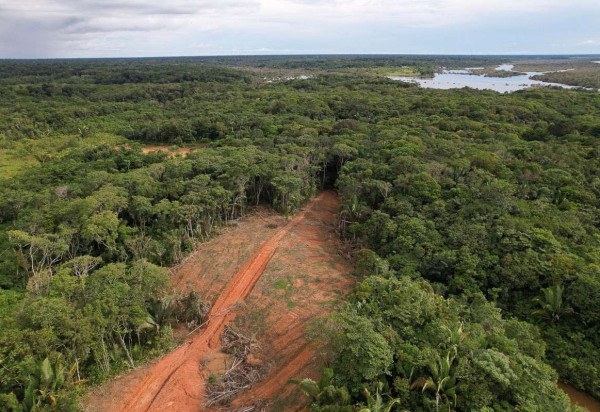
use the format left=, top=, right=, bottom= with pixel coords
left=0, top=0, right=599, bottom=58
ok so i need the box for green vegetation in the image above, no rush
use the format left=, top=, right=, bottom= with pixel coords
left=0, top=56, right=599, bottom=410
left=0, top=134, right=124, bottom=179
left=471, top=67, right=527, bottom=78
left=513, top=59, right=600, bottom=89
left=532, top=68, right=600, bottom=89
left=356, top=66, right=424, bottom=78
left=317, top=278, right=572, bottom=410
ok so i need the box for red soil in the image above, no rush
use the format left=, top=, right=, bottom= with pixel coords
left=85, top=191, right=352, bottom=412
left=232, top=191, right=352, bottom=410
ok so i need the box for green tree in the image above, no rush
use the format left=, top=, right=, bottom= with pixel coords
left=534, top=285, right=570, bottom=322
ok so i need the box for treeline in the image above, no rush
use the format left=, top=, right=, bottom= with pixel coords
left=0, top=145, right=313, bottom=279
left=0, top=58, right=599, bottom=411
left=0, top=60, right=251, bottom=85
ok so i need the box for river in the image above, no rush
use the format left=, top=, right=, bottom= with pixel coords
left=388, top=64, right=584, bottom=92
left=559, top=383, right=600, bottom=412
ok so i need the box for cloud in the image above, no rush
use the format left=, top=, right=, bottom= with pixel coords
left=0, top=0, right=598, bottom=57
left=0, top=0, right=261, bottom=56
left=578, top=39, right=600, bottom=46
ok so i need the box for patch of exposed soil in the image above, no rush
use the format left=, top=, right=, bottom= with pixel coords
left=141, top=145, right=201, bottom=156
left=115, top=144, right=201, bottom=157
left=231, top=190, right=352, bottom=411
left=171, top=208, right=286, bottom=304
left=84, top=191, right=352, bottom=412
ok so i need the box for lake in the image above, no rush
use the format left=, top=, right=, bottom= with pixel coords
left=388, top=64, right=582, bottom=92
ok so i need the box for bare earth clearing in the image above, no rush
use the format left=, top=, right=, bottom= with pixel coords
left=115, top=144, right=201, bottom=157
left=141, top=145, right=200, bottom=156
left=85, top=191, right=352, bottom=412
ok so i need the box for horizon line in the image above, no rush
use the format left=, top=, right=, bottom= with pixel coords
left=1, top=52, right=600, bottom=61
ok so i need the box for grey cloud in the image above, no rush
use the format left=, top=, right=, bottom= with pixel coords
left=55, top=16, right=87, bottom=29
left=61, top=22, right=162, bottom=34
left=0, top=0, right=261, bottom=56
left=0, top=0, right=260, bottom=28
left=29, top=0, right=260, bottom=16
left=0, top=15, right=60, bottom=57
left=0, top=0, right=598, bottom=58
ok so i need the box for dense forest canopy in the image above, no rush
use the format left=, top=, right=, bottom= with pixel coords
left=0, top=55, right=599, bottom=411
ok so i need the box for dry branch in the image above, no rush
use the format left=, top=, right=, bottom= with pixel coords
left=203, top=326, right=269, bottom=407
left=221, top=325, right=258, bottom=358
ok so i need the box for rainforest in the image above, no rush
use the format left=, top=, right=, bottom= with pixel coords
left=0, top=55, right=599, bottom=411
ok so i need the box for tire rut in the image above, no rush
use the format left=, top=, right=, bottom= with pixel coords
left=112, top=193, right=324, bottom=412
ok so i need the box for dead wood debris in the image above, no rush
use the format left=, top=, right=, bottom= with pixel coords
left=204, top=326, right=270, bottom=407
left=221, top=325, right=256, bottom=358
left=230, top=400, right=268, bottom=412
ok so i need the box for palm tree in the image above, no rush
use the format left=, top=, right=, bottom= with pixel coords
left=534, top=284, right=571, bottom=322
left=442, top=322, right=464, bottom=348
left=290, top=367, right=336, bottom=402
left=291, top=369, right=354, bottom=408
left=411, top=348, right=458, bottom=411
left=359, top=384, right=403, bottom=412
left=291, top=377, right=325, bottom=401
left=339, top=194, right=362, bottom=238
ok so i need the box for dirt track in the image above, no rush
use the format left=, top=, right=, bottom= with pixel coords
left=86, top=191, right=352, bottom=412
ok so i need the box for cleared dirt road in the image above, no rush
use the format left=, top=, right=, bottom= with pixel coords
left=86, top=191, right=352, bottom=411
